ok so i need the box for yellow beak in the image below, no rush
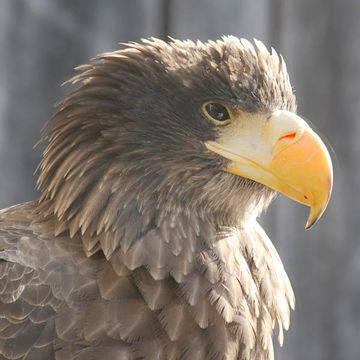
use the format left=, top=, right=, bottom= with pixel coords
left=205, top=110, right=333, bottom=229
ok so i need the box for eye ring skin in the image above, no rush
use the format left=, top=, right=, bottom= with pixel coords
left=202, top=101, right=232, bottom=126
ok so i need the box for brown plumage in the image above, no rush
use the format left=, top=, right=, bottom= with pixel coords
left=0, top=37, right=311, bottom=359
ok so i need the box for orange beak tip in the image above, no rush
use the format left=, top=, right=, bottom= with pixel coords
left=305, top=220, right=314, bottom=230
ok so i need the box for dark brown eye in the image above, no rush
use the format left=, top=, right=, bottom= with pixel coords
left=203, top=102, right=231, bottom=124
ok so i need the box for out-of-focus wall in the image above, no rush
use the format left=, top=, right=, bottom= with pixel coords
left=0, top=1, right=358, bottom=359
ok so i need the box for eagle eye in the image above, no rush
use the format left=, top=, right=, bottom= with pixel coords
left=202, top=102, right=231, bottom=125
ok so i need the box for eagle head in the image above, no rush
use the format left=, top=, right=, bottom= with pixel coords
left=37, top=36, right=332, bottom=250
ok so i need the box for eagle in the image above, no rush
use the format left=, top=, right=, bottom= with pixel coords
left=0, top=37, right=332, bottom=360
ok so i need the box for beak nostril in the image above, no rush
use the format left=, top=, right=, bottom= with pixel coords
left=278, top=132, right=297, bottom=142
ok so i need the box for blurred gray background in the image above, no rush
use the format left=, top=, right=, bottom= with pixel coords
left=0, top=0, right=358, bottom=359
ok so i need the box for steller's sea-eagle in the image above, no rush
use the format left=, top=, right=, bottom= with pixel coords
left=0, top=37, right=333, bottom=359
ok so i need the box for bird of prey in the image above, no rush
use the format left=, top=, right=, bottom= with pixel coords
left=0, top=37, right=332, bottom=360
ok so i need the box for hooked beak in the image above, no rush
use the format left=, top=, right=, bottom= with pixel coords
left=205, top=110, right=333, bottom=229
